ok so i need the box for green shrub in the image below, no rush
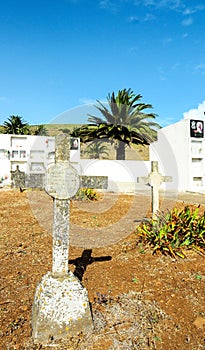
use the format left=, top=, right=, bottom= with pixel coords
left=136, top=206, right=205, bottom=258
left=74, top=188, right=99, bottom=201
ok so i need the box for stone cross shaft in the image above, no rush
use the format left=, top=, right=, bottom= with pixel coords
left=45, top=134, right=80, bottom=275
left=45, top=134, right=108, bottom=275
left=137, top=161, right=172, bottom=218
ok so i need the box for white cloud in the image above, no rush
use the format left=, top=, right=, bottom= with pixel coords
left=171, top=62, right=180, bottom=70
left=194, top=64, right=205, bottom=76
left=128, top=12, right=155, bottom=23
left=134, top=0, right=205, bottom=17
left=79, top=98, right=107, bottom=107
left=183, top=4, right=205, bottom=15
left=141, top=0, right=183, bottom=10
left=160, top=116, right=177, bottom=126
left=183, top=8, right=194, bottom=15
left=128, top=45, right=139, bottom=55
left=0, top=96, right=8, bottom=103
left=162, top=37, right=173, bottom=44
left=99, top=0, right=110, bottom=8
left=181, top=17, right=193, bottom=26
left=129, top=15, right=139, bottom=23
left=98, top=0, right=119, bottom=11
left=144, top=12, right=156, bottom=21
left=100, top=0, right=205, bottom=17
left=183, top=101, right=205, bottom=119
left=79, top=98, right=97, bottom=105
left=158, top=66, right=167, bottom=81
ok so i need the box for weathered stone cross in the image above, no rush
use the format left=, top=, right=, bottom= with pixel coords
left=137, top=161, right=172, bottom=219
left=32, top=134, right=108, bottom=345
left=11, top=165, right=25, bottom=190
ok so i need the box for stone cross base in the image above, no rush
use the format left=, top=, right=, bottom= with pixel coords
left=32, top=271, right=93, bottom=345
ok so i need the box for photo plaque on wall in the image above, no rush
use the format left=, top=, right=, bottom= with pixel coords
left=70, top=138, right=79, bottom=150
left=190, top=119, right=204, bottom=138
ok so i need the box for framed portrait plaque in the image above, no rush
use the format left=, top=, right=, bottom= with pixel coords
left=190, top=119, right=204, bottom=138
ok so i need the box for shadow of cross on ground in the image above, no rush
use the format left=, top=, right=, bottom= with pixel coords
left=69, top=249, right=112, bottom=282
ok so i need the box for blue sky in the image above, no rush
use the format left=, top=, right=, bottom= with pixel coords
left=1, top=0, right=205, bottom=127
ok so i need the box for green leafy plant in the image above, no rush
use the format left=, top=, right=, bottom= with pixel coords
left=136, top=206, right=205, bottom=258
left=153, top=336, right=161, bottom=341
left=132, top=277, right=138, bottom=283
left=195, top=274, right=203, bottom=281
left=138, top=243, right=146, bottom=254
left=74, top=188, right=98, bottom=201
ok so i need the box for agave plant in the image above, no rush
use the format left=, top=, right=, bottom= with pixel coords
left=137, top=206, right=205, bottom=258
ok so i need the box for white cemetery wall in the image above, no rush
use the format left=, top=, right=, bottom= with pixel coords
left=0, top=134, right=10, bottom=150
left=26, top=136, right=55, bottom=175
left=0, top=134, right=80, bottom=187
left=0, top=135, right=11, bottom=184
left=79, top=159, right=150, bottom=192
left=0, top=159, right=10, bottom=185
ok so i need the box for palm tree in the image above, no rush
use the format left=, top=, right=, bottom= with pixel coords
left=73, top=88, right=161, bottom=160
left=83, top=140, right=109, bottom=159
left=3, top=115, right=30, bottom=135
left=33, top=124, right=48, bottom=136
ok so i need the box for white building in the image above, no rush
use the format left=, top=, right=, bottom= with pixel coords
left=1, top=114, right=205, bottom=194
left=150, top=116, right=205, bottom=192
left=0, top=134, right=80, bottom=187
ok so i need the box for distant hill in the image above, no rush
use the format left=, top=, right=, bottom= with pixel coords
left=43, top=124, right=81, bottom=136
left=0, top=123, right=80, bottom=136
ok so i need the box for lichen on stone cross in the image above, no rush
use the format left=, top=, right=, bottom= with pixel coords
left=44, top=133, right=80, bottom=275
left=32, top=134, right=93, bottom=345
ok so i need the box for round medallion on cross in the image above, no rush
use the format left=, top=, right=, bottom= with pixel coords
left=45, top=162, right=80, bottom=200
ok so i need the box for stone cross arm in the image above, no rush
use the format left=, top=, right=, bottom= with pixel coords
left=137, top=174, right=172, bottom=186
left=137, top=161, right=172, bottom=187
left=163, top=176, right=172, bottom=183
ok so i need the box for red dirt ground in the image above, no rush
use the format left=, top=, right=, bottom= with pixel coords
left=0, top=189, right=205, bottom=349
